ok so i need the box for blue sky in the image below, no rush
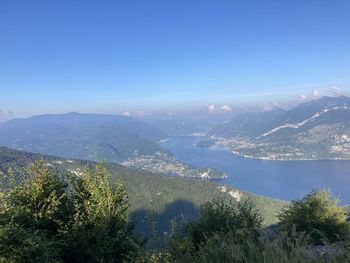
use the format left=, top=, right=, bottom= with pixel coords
left=0, top=0, right=350, bottom=118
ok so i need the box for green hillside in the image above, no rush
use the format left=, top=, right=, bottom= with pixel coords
left=0, top=147, right=285, bottom=228
left=0, top=113, right=227, bottom=179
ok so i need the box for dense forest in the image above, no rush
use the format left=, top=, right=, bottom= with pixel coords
left=1, top=159, right=350, bottom=262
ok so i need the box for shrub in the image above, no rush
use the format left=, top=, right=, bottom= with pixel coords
left=278, top=189, right=350, bottom=245
left=187, top=198, right=263, bottom=247
left=0, top=160, right=139, bottom=262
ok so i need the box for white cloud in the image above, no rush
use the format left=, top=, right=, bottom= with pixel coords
left=208, top=104, right=216, bottom=115
left=311, top=89, right=321, bottom=99
left=0, top=110, right=14, bottom=122
left=122, top=111, right=131, bottom=116
left=136, top=110, right=147, bottom=117
left=297, top=94, right=307, bottom=101
left=208, top=104, right=233, bottom=114
left=260, top=102, right=280, bottom=111
left=293, top=89, right=322, bottom=105
left=220, top=105, right=232, bottom=112
left=329, top=86, right=343, bottom=96
left=120, top=110, right=151, bottom=117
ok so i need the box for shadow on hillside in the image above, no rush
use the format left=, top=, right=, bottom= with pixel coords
left=130, top=199, right=199, bottom=241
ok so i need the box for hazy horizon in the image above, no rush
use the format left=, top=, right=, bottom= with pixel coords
left=1, top=93, right=349, bottom=122
left=1, top=1, right=350, bottom=119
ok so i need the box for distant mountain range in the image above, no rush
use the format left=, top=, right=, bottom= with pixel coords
left=0, top=112, right=226, bottom=178
left=208, top=96, right=350, bottom=160
left=0, top=112, right=166, bottom=162
left=145, top=118, right=219, bottom=136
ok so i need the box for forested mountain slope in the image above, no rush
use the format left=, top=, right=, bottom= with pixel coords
left=0, top=147, right=285, bottom=226
left=0, top=112, right=166, bottom=162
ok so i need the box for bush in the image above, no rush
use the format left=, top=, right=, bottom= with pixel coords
left=187, top=198, right=263, bottom=247
left=278, top=189, right=350, bottom=245
left=138, top=191, right=350, bottom=263
left=0, top=223, right=59, bottom=263
left=188, top=229, right=314, bottom=263
left=151, top=198, right=265, bottom=262
left=0, top=160, right=140, bottom=262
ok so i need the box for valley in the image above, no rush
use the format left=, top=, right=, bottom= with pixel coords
left=0, top=112, right=224, bottom=179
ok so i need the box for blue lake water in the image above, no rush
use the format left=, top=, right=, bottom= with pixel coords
left=161, top=136, right=350, bottom=204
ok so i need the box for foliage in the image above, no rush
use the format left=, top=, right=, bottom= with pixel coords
left=0, top=160, right=139, bottom=262
left=3, top=150, right=350, bottom=262
left=0, top=223, right=59, bottom=263
left=278, top=189, right=350, bottom=245
left=63, top=163, right=140, bottom=262
left=142, top=198, right=265, bottom=262
left=0, top=146, right=286, bottom=228
left=142, top=195, right=350, bottom=263
left=0, top=161, right=74, bottom=235
left=181, top=229, right=314, bottom=263
left=187, top=198, right=263, bottom=247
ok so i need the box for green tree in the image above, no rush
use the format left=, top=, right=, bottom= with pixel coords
left=64, top=163, right=139, bottom=263
left=0, top=160, right=71, bottom=262
left=187, top=198, right=263, bottom=247
left=0, top=224, right=59, bottom=263
left=152, top=198, right=266, bottom=263
left=278, top=189, right=350, bottom=245
left=0, top=160, right=139, bottom=263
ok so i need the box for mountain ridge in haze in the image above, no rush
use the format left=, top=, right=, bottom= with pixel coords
left=208, top=96, right=350, bottom=160
left=0, top=112, right=166, bottom=162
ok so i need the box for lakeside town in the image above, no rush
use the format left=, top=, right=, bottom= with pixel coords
left=121, top=151, right=226, bottom=179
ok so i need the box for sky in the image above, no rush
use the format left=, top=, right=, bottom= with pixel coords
left=1, top=0, right=350, bottom=119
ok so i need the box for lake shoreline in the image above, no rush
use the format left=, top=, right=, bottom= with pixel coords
left=160, top=135, right=350, bottom=204
left=229, top=150, right=350, bottom=162
left=194, top=136, right=350, bottom=162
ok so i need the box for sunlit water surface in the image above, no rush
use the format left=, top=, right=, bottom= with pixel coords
left=161, top=136, right=350, bottom=204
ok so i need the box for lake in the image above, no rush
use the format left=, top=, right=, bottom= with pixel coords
left=160, top=135, right=350, bottom=204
